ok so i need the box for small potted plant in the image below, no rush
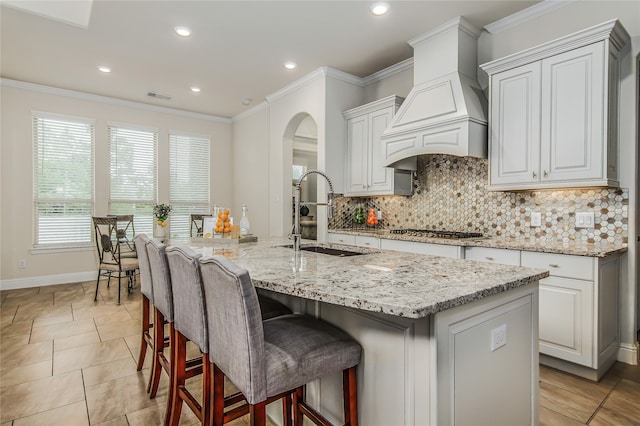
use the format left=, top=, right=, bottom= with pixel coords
left=153, top=203, right=172, bottom=239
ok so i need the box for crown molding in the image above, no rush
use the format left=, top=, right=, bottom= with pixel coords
left=484, top=0, right=578, bottom=35
left=265, top=68, right=328, bottom=105
left=0, top=78, right=231, bottom=124
left=409, top=16, right=481, bottom=46
left=362, top=58, right=414, bottom=86
left=232, top=100, right=269, bottom=122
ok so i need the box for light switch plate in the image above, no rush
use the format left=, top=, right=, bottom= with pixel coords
left=531, top=212, right=542, bottom=227
left=576, top=212, right=595, bottom=228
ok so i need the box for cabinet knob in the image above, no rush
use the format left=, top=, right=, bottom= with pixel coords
left=532, top=171, right=537, bottom=179
left=543, top=170, right=548, bottom=178
left=549, top=264, right=560, bottom=268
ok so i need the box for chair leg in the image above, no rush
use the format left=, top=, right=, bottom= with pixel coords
left=212, top=363, right=225, bottom=426
left=282, top=393, right=293, bottom=426
left=148, top=309, right=165, bottom=397
left=117, top=273, right=122, bottom=305
left=94, top=271, right=101, bottom=301
left=293, top=387, right=304, bottom=426
left=163, top=323, right=176, bottom=426
left=136, top=295, right=151, bottom=371
left=169, top=329, right=187, bottom=426
left=343, top=367, right=358, bottom=426
left=202, top=354, right=212, bottom=426
left=249, top=401, right=267, bottom=426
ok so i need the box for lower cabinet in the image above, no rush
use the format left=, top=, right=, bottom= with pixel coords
left=326, top=232, right=356, bottom=246
left=380, top=238, right=462, bottom=259
left=521, top=251, right=620, bottom=379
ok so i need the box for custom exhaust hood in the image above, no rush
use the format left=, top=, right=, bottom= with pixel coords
left=382, top=17, right=488, bottom=168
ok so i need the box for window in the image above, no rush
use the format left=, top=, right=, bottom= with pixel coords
left=33, top=112, right=95, bottom=247
left=108, top=124, right=157, bottom=236
left=169, top=133, right=210, bottom=237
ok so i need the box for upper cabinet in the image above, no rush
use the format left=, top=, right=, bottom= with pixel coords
left=344, top=95, right=414, bottom=196
left=481, top=20, right=629, bottom=191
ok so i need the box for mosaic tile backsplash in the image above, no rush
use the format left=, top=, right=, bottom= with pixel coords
left=329, top=154, right=628, bottom=245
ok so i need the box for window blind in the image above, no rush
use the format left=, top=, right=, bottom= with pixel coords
left=108, top=125, right=157, bottom=237
left=169, top=133, right=210, bottom=237
left=33, top=113, right=95, bottom=246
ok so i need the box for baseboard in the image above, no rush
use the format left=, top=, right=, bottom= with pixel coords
left=0, top=271, right=97, bottom=291
left=618, top=342, right=640, bottom=365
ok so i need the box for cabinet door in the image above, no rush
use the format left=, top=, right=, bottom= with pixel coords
left=346, top=115, right=368, bottom=194
left=489, top=62, right=541, bottom=186
left=538, top=276, right=594, bottom=367
left=541, top=42, right=605, bottom=182
left=367, top=107, right=394, bottom=192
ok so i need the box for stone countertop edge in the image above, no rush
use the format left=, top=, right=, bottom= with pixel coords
left=328, top=229, right=628, bottom=257
left=186, top=239, right=550, bottom=319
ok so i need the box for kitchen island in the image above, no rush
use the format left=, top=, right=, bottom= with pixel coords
left=180, top=238, right=548, bottom=425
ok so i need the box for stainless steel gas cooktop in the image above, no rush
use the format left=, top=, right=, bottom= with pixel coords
left=389, top=229, right=484, bottom=239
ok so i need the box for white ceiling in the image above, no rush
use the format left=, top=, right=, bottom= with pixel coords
left=1, top=0, right=540, bottom=118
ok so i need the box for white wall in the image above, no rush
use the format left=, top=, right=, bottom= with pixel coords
left=477, top=2, right=640, bottom=362
left=231, top=104, right=270, bottom=237
left=0, top=83, right=232, bottom=287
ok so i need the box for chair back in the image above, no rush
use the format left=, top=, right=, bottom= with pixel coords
left=199, top=255, right=266, bottom=404
left=146, top=238, right=174, bottom=321
left=112, top=214, right=136, bottom=255
left=190, top=214, right=212, bottom=237
left=134, top=234, right=153, bottom=301
left=165, top=246, right=208, bottom=353
left=93, top=216, right=120, bottom=266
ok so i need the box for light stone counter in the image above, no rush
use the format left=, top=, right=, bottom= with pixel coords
left=178, top=237, right=548, bottom=319
left=329, top=229, right=627, bottom=257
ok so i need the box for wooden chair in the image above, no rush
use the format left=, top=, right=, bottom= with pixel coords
left=164, top=246, right=293, bottom=426
left=133, top=234, right=155, bottom=374
left=200, top=255, right=361, bottom=426
left=92, top=216, right=139, bottom=304
left=190, top=214, right=212, bottom=237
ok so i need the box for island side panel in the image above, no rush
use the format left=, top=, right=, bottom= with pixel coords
left=434, top=282, right=539, bottom=425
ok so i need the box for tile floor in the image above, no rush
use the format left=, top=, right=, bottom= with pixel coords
left=1, top=280, right=639, bottom=425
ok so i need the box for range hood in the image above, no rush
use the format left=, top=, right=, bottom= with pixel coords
left=382, top=17, right=488, bottom=168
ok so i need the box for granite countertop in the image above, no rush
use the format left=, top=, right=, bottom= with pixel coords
left=329, top=229, right=628, bottom=257
left=180, top=238, right=548, bottom=319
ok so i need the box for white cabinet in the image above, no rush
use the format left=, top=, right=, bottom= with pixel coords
left=344, top=96, right=413, bottom=196
left=482, top=20, right=629, bottom=191
left=326, top=232, right=356, bottom=246
left=521, top=251, right=620, bottom=380
left=464, top=246, right=521, bottom=266
left=380, top=238, right=462, bottom=259
left=354, top=235, right=380, bottom=249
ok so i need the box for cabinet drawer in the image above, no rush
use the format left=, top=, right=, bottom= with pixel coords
left=380, top=239, right=461, bottom=259
left=464, top=247, right=520, bottom=266
left=521, top=251, right=593, bottom=281
left=326, top=233, right=356, bottom=246
left=355, top=235, right=380, bottom=248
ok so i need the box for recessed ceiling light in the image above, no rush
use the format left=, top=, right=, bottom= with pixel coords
left=174, top=26, right=192, bottom=37
left=284, top=62, right=297, bottom=70
left=97, top=66, right=111, bottom=73
left=370, top=2, right=390, bottom=15
left=190, top=86, right=201, bottom=93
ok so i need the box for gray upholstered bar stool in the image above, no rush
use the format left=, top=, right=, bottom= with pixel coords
left=200, top=255, right=362, bottom=426
left=165, top=246, right=294, bottom=426
left=133, top=234, right=154, bottom=373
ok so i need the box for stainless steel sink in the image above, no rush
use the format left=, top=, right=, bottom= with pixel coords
left=279, top=244, right=366, bottom=257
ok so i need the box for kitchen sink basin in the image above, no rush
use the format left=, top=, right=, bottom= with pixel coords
left=279, top=244, right=366, bottom=257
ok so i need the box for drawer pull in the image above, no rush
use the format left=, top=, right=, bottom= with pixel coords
left=549, top=264, right=560, bottom=268
left=485, top=257, right=495, bottom=261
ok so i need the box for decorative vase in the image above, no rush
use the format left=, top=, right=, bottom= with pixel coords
left=156, top=223, right=166, bottom=240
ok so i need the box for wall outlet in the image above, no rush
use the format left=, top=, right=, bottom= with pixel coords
left=491, top=324, right=507, bottom=351
left=576, top=212, right=595, bottom=228
left=531, top=212, right=542, bottom=227
left=18, top=259, right=26, bottom=269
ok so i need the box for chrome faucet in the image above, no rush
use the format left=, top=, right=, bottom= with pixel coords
left=291, top=169, right=334, bottom=252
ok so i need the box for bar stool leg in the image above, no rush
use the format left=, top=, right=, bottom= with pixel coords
left=169, top=329, right=187, bottom=426
left=212, top=364, right=225, bottom=426
left=136, top=295, right=151, bottom=371
left=343, top=367, right=358, bottom=426
left=282, top=394, right=292, bottom=426
left=202, top=354, right=212, bottom=426
left=148, top=309, right=165, bottom=397
left=293, top=387, right=304, bottom=426
left=249, top=401, right=267, bottom=426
